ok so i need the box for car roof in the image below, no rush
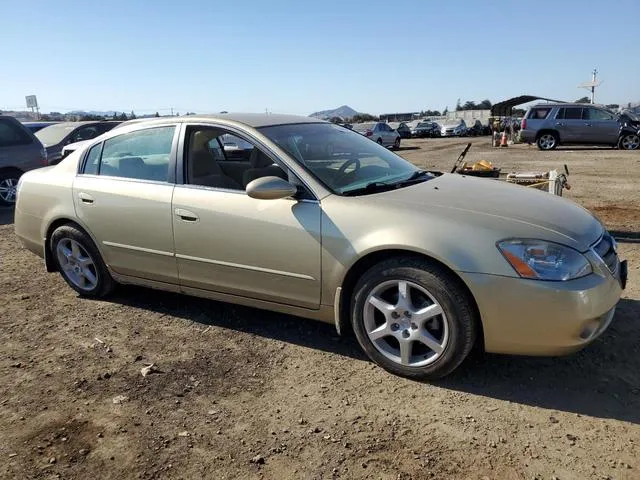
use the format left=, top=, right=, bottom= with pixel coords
left=530, top=102, right=608, bottom=109
left=118, top=113, right=327, bottom=129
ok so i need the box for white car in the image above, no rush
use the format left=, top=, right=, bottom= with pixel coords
left=441, top=121, right=467, bottom=137
left=352, top=122, right=401, bottom=149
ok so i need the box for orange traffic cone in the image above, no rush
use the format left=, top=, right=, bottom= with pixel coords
left=500, top=131, right=508, bottom=147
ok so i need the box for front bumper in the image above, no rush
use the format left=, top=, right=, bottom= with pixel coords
left=459, top=255, right=625, bottom=356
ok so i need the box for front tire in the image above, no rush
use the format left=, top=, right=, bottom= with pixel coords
left=51, top=224, right=115, bottom=297
left=351, top=257, right=477, bottom=380
left=392, top=138, right=401, bottom=150
left=618, top=133, right=640, bottom=150
left=536, top=132, right=558, bottom=150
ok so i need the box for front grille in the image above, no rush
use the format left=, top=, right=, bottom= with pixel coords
left=593, top=232, right=618, bottom=273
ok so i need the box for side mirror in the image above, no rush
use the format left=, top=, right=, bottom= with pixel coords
left=246, top=176, right=297, bottom=200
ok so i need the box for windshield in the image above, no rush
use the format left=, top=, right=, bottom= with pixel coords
left=258, top=123, right=426, bottom=195
left=417, top=122, right=432, bottom=128
left=35, top=124, right=76, bottom=146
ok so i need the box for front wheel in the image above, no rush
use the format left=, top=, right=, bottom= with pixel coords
left=351, top=257, right=477, bottom=380
left=392, top=138, right=401, bottom=150
left=619, top=133, right=640, bottom=150
left=536, top=132, right=558, bottom=150
left=51, top=224, right=115, bottom=297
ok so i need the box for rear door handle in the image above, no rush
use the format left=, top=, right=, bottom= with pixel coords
left=555, top=122, right=564, bottom=126
left=585, top=123, right=592, bottom=127
left=78, top=192, right=94, bottom=204
left=175, top=208, right=199, bottom=222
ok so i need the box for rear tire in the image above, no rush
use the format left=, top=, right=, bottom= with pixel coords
left=351, top=257, right=477, bottom=380
left=376, top=138, right=383, bottom=145
left=0, top=169, right=22, bottom=207
left=51, top=224, right=115, bottom=298
left=618, top=133, right=640, bottom=150
left=536, top=132, right=559, bottom=150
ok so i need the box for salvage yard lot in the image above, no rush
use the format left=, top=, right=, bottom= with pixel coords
left=1, top=137, right=638, bottom=480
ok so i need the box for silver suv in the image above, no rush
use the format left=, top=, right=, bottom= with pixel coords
left=0, top=116, right=47, bottom=206
left=521, top=103, right=640, bottom=151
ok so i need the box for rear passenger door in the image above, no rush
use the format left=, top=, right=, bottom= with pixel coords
left=73, top=125, right=179, bottom=284
left=555, top=107, right=583, bottom=143
left=582, top=107, right=619, bottom=144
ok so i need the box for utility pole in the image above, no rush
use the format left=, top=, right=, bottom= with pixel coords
left=590, top=69, right=597, bottom=104
left=171, top=107, right=174, bottom=116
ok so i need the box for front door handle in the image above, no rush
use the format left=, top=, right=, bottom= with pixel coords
left=175, top=208, right=199, bottom=222
left=555, top=122, right=564, bottom=127
left=585, top=123, right=592, bottom=127
left=78, top=192, right=94, bottom=204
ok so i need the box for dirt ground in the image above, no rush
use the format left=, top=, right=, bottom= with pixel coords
left=1, top=137, right=639, bottom=480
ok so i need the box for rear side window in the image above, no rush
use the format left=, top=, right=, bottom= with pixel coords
left=0, top=119, right=32, bottom=147
left=557, top=107, right=582, bottom=120
left=83, top=143, right=103, bottom=175
left=83, top=126, right=175, bottom=182
left=528, top=108, right=551, bottom=120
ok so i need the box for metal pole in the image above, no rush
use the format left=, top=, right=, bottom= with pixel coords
left=591, top=69, right=597, bottom=104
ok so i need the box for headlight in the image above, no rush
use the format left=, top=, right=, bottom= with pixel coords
left=497, top=239, right=592, bottom=281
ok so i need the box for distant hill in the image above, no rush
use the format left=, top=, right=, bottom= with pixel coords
left=310, top=105, right=359, bottom=120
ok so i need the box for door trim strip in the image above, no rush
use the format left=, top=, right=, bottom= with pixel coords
left=103, top=241, right=175, bottom=257
left=175, top=253, right=315, bottom=280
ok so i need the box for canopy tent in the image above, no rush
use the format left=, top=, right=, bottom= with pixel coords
left=491, top=95, right=565, bottom=117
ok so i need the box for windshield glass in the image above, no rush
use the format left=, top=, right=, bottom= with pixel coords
left=35, top=124, right=76, bottom=146
left=417, top=122, right=432, bottom=128
left=259, top=123, right=425, bottom=195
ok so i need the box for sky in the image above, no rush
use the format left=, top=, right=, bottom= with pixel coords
left=1, top=0, right=639, bottom=116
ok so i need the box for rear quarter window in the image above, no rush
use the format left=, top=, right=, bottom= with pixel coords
left=528, top=108, right=551, bottom=120
left=0, top=119, right=32, bottom=147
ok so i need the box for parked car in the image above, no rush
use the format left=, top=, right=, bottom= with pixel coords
left=465, top=120, right=486, bottom=136
left=389, top=122, right=412, bottom=139
left=0, top=116, right=47, bottom=206
left=521, top=103, right=640, bottom=151
left=14, top=114, right=626, bottom=380
left=352, top=122, right=401, bottom=149
left=35, top=121, right=121, bottom=165
left=441, top=120, right=467, bottom=137
left=21, top=121, right=61, bottom=133
left=411, top=121, right=440, bottom=138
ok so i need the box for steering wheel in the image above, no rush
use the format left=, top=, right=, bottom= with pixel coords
left=334, top=158, right=361, bottom=186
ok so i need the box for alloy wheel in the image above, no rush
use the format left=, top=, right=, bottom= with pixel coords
left=364, top=280, right=449, bottom=367
left=621, top=134, right=640, bottom=150
left=56, top=238, right=99, bottom=291
left=0, top=177, right=18, bottom=204
left=538, top=134, right=556, bottom=150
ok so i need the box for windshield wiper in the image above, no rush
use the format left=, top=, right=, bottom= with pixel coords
left=342, top=171, right=431, bottom=196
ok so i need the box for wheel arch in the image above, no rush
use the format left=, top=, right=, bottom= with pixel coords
left=535, top=129, right=560, bottom=142
left=0, top=166, right=24, bottom=175
left=336, top=249, right=484, bottom=349
left=44, top=218, right=97, bottom=272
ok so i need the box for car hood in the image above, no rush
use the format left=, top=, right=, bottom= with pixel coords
left=442, top=124, right=463, bottom=129
left=377, top=173, right=602, bottom=251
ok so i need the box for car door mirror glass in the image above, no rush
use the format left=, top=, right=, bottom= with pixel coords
left=246, top=176, right=297, bottom=200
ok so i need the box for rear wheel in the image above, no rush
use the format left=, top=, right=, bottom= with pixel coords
left=536, top=132, right=558, bottom=150
left=376, top=138, right=383, bottom=145
left=0, top=169, right=22, bottom=206
left=351, top=257, right=477, bottom=380
left=618, top=133, right=640, bottom=150
left=51, top=224, right=115, bottom=297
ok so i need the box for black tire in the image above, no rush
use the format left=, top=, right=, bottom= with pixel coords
left=376, top=138, right=383, bottom=145
left=0, top=169, right=23, bottom=207
left=618, top=132, right=640, bottom=150
left=536, top=132, right=559, bottom=150
left=50, top=224, right=116, bottom=298
left=351, top=257, right=477, bottom=380
left=392, top=138, right=401, bottom=150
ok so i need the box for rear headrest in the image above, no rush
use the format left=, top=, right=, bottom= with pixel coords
left=250, top=148, right=274, bottom=168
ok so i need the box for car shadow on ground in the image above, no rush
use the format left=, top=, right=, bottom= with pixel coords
left=395, top=146, right=421, bottom=151
left=0, top=208, right=14, bottom=226
left=108, top=287, right=639, bottom=424
left=609, top=230, right=640, bottom=244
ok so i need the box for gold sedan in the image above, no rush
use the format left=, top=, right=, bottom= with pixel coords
left=14, top=114, right=627, bottom=379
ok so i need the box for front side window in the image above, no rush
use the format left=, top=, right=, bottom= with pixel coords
left=184, top=126, right=289, bottom=191
left=0, top=119, right=32, bottom=147
left=259, top=123, right=428, bottom=196
left=84, top=126, right=175, bottom=181
left=583, top=108, right=614, bottom=121
left=70, top=126, right=99, bottom=143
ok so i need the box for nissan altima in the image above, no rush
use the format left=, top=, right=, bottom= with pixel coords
left=14, top=114, right=627, bottom=379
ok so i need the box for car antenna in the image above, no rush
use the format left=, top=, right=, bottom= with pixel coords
left=450, top=143, right=472, bottom=173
